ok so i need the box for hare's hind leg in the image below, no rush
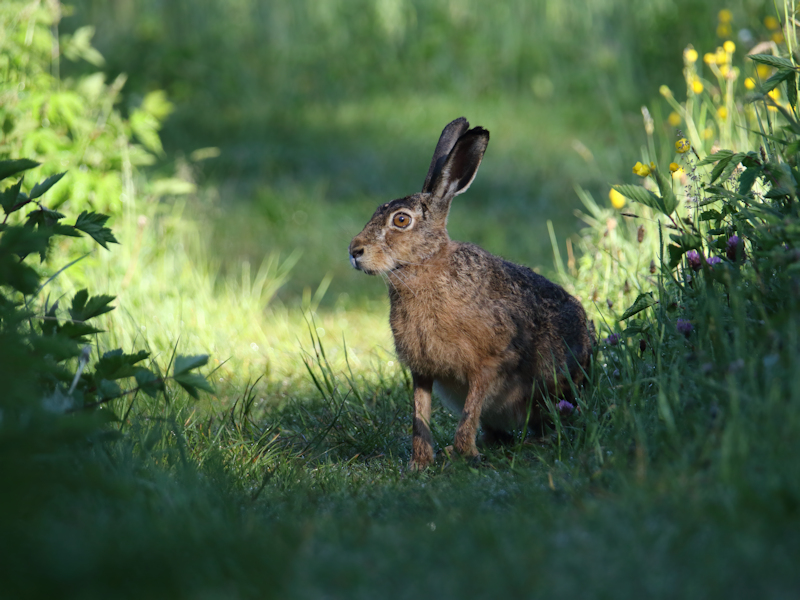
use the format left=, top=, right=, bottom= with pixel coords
left=410, top=373, right=434, bottom=470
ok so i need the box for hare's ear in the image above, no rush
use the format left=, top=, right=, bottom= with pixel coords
left=422, top=117, right=471, bottom=194
left=428, top=126, right=490, bottom=209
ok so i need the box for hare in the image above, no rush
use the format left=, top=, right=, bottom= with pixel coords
left=348, top=117, right=593, bottom=468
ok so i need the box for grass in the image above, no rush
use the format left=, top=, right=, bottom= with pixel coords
left=6, top=1, right=800, bottom=597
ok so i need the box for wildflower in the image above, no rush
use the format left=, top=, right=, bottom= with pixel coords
left=660, top=85, right=673, bottom=98
left=715, top=48, right=727, bottom=64
left=706, top=256, right=722, bottom=266
left=765, top=15, right=780, bottom=30
left=649, top=161, right=656, bottom=171
left=604, top=333, right=621, bottom=346
left=675, top=138, right=691, bottom=153
left=772, top=32, right=785, bottom=44
left=727, top=235, right=744, bottom=261
left=717, top=23, right=732, bottom=38
left=769, top=88, right=781, bottom=101
left=668, top=112, right=681, bottom=127
left=703, top=127, right=714, bottom=140
left=704, top=53, right=716, bottom=65
left=692, top=79, right=704, bottom=94
left=719, top=64, right=730, bottom=77
left=723, top=40, right=735, bottom=53
left=669, top=162, right=681, bottom=173
left=609, top=188, right=626, bottom=209
left=556, top=400, right=575, bottom=414
left=684, top=47, right=698, bottom=63
left=676, top=319, right=694, bottom=336
left=757, top=64, right=772, bottom=80
left=717, top=106, right=728, bottom=120
left=686, top=250, right=702, bottom=271
left=744, top=77, right=756, bottom=90
left=632, top=161, right=651, bottom=177
left=718, top=9, right=732, bottom=23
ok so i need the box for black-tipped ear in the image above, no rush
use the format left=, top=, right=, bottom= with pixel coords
left=422, top=117, right=470, bottom=194
left=429, top=127, right=490, bottom=204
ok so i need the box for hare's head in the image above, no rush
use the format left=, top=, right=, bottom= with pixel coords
left=349, top=118, right=489, bottom=274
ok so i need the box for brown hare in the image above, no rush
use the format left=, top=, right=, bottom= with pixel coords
left=349, top=117, right=593, bottom=469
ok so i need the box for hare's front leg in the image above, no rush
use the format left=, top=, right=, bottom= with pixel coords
left=410, top=373, right=434, bottom=470
left=454, top=370, right=493, bottom=458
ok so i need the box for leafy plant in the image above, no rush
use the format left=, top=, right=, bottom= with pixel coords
left=0, top=158, right=212, bottom=421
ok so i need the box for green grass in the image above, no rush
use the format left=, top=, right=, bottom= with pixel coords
left=6, top=1, right=800, bottom=597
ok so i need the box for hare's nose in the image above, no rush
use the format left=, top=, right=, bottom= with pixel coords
left=350, top=246, right=364, bottom=269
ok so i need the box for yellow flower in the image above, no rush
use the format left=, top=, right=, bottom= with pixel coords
left=703, top=127, right=714, bottom=140
left=717, top=106, right=728, bottom=120
left=704, top=53, right=716, bottom=65
left=717, top=23, right=732, bottom=38
left=723, top=40, right=736, bottom=54
left=669, top=162, right=682, bottom=174
left=609, top=188, right=626, bottom=209
left=757, top=64, right=772, bottom=80
left=675, top=138, right=691, bottom=154
left=632, top=161, right=651, bottom=177
left=772, top=32, right=785, bottom=44
left=769, top=88, right=781, bottom=100
left=684, top=47, right=698, bottom=63
left=720, top=65, right=730, bottom=77
left=715, top=48, right=728, bottom=64
left=649, top=162, right=656, bottom=172
left=744, top=77, right=756, bottom=90
left=718, top=9, right=733, bottom=23
left=692, top=79, right=704, bottom=94
left=668, top=111, right=682, bottom=127
left=659, top=85, right=673, bottom=98
left=764, top=16, right=780, bottom=30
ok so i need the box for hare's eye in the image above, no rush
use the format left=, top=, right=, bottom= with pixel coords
left=392, top=213, right=411, bottom=228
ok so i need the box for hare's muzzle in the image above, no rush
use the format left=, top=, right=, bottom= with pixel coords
left=349, top=243, right=365, bottom=270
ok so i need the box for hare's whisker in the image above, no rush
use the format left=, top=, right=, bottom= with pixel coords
left=388, top=269, right=417, bottom=298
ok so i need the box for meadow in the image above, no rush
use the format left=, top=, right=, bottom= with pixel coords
left=3, top=0, right=800, bottom=598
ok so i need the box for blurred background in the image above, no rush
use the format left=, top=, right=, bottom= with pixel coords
left=61, top=0, right=760, bottom=299
left=3, top=0, right=778, bottom=385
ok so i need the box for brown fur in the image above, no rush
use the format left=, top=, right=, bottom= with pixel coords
left=349, top=118, right=593, bottom=468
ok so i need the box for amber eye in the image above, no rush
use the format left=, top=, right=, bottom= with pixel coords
left=392, top=213, right=411, bottom=228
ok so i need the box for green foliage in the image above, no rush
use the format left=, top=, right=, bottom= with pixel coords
left=0, top=1, right=173, bottom=216
left=0, top=157, right=212, bottom=435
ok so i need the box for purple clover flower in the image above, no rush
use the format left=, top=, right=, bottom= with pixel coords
left=726, top=235, right=743, bottom=261
left=686, top=250, right=702, bottom=271
left=604, top=333, right=621, bottom=346
left=676, top=319, right=693, bottom=336
left=706, top=256, right=722, bottom=266
left=556, top=400, right=575, bottom=414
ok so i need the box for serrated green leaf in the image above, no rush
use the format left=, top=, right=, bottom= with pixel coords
left=613, top=184, right=666, bottom=214
left=0, top=159, right=39, bottom=181
left=619, top=293, right=657, bottom=321
left=749, top=54, right=797, bottom=70
left=173, top=372, right=214, bottom=398
left=134, top=368, right=165, bottom=398
left=58, top=321, right=104, bottom=340
left=1, top=178, right=23, bottom=214
left=697, top=149, right=734, bottom=167
left=95, top=349, right=150, bottom=380
left=709, top=154, right=735, bottom=184
left=699, top=209, right=723, bottom=222
left=738, top=166, right=762, bottom=196
left=29, top=172, right=66, bottom=200
left=97, top=379, right=122, bottom=400
left=759, top=69, right=795, bottom=94
left=69, top=289, right=115, bottom=321
left=174, top=354, right=209, bottom=375
left=74, top=211, right=119, bottom=249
